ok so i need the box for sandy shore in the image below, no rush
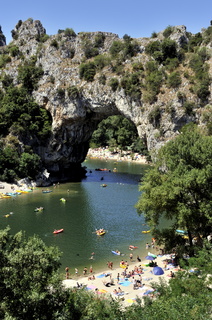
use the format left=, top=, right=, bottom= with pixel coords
left=0, top=181, right=22, bottom=195
left=87, top=147, right=148, bottom=165
left=62, top=252, right=177, bottom=307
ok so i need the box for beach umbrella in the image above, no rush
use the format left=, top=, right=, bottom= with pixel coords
left=153, top=266, right=164, bottom=275
left=145, top=255, right=155, bottom=261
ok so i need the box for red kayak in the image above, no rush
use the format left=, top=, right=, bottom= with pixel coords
left=129, top=245, right=138, bottom=249
left=53, top=229, right=64, bottom=234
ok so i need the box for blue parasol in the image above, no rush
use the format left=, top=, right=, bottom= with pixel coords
left=153, top=266, right=164, bottom=275
left=145, top=255, right=156, bottom=261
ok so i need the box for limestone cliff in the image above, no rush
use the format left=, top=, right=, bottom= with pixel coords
left=0, top=19, right=212, bottom=181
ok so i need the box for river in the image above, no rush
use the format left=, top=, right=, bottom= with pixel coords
left=0, top=158, right=153, bottom=276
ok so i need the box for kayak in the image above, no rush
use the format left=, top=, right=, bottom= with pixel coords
left=176, top=229, right=187, bottom=234
left=129, top=245, right=138, bottom=249
left=148, top=252, right=157, bottom=258
left=53, top=229, right=64, bottom=234
left=42, top=190, right=52, bottom=193
left=96, top=230, right=106, bottom=236
left=142, top=230, right=150, bottom=233
left=34, top=207, right=44, bottom=212
left=112, top=250, right=121, bottom=255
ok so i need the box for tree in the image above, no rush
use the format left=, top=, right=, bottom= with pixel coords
left=136, top=124, right=212, bottom=256
left=0, top=227, right=68, bottom=319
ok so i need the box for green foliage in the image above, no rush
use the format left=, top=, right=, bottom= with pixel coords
left=151, top=31, right=158, bottom=38
left=164, top=57, right=179, bottom=71
left=98, top=74, right=106, bottom=85
left=79, top=62, right=96, bottom=81
left=163, top=25, right=174, bottom=38
left=167, top=71, right=182, bottom=88
left=109, top=40, right=124, bottom=57
left=50, top=39, right=59, bottom=48
left=108, top=77, right=119, bottom=91
left=0, top=227, right=67, bottom=319
left=17, top=56, right=44, bottom=92
left=0, top=54, right=11, bottom=68
left=188, top=32, right=203, bottom=51
left=148, top=106, right=161, bottom=128
left=136, top=124, right=212, bottom=256
left=120, top=72, right=141, bottom=100
left=202, top=25, right=212, bottom=44
left=1, top=74, right=13, bottom=89
left=132, top=61, right=144, bottom=72
left=67, top=85, right=80, bottom=99
left=18, top=152, right=41, bottom=179
left=8, top=45, right=20, bottom=57
left=0, top=85, right=51, bottom=181
left=56, top=87, right=65, bottom=100
left=64, top=27, right=76, bottom=37
left=37, top=33, right=49, bottom=42
left=145, top=40, right=161, bottom=56
left=94, top=54, right=110, bottom=70
left=189, top=52, right=210, bottom=102
left=94, top=33, right=105, bottom=47
left=144, top=62, right=163, bottom=103
left=84, top=44, right=99, bottom=59
left=90, top=115, right=148, bottom=154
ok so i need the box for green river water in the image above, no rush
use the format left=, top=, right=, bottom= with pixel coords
left=0, top=158, right=154, bottom=277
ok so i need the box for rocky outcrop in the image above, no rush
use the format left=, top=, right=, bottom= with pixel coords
left=0, top=26, right=6, bottom=46
left=0, top=19, right=212, bottom=181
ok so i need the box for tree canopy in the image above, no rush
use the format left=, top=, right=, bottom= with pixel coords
left=136, top=124, right=212, bottom=255
left=0, top=227, right=67, bottom=319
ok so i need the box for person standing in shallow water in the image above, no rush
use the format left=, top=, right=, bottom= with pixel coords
left=65, top=266, right=70, bottom=279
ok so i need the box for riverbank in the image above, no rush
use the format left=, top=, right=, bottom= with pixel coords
left=62, top=250, right=177, bottom=307
left=87, top=147, right=148, bottom=164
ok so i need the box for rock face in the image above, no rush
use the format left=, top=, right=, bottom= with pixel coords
left=0, top=26, right=6, bottom=46
left=0, top=19, right=212, bottom=181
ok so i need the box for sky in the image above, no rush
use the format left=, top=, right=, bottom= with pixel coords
left=1, top=0, right=212, bottom=44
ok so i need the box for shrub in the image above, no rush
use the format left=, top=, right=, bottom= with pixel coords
left=67, top=86, right=80, bottom=99
left=132, top=61, right=144, bottom=72
left=177, top=91, right=186, bottom=103
left=145, top=40, right=161, bottom=55
left=164, top=57, right=179, bottom=71
left=50, top=39, right=59, bottom=49
left=183, top=101, right=195, bottom=115
left=167, top=71, right=182, bottom=88
left=0, top=55, right=11, bottom=68
left=109, top=40, right=124, bottom=57
left=83, top=43, right=99, bottom=59
left=94, top=33, right=105, bottom=47
left=148, top=106, right=161, bottom=128
left=79, top=62, right=96, bottom=82
left=98, top=74, right=106, bottom=85
left=1, top=74, right=13, bottom=88
left=56, top=88, right=65, bottom=100
left=64, top=28, right=76, bottom=37
left=8, top=45, right=19, bottom=57
left=120, top=73, right=141, bottom=100
left=109, top=78, right=119, bottom=91
left=94, top=54, right=109, bottom=70
left=188, top=32, right=203, bottom=51
left=163, top=25, right=174, bottom=38
left=17, top=57, right=44, bottom=92
left=151, top=31, right=158, bottom=38
left=161, top=39, right=177, bottom=61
